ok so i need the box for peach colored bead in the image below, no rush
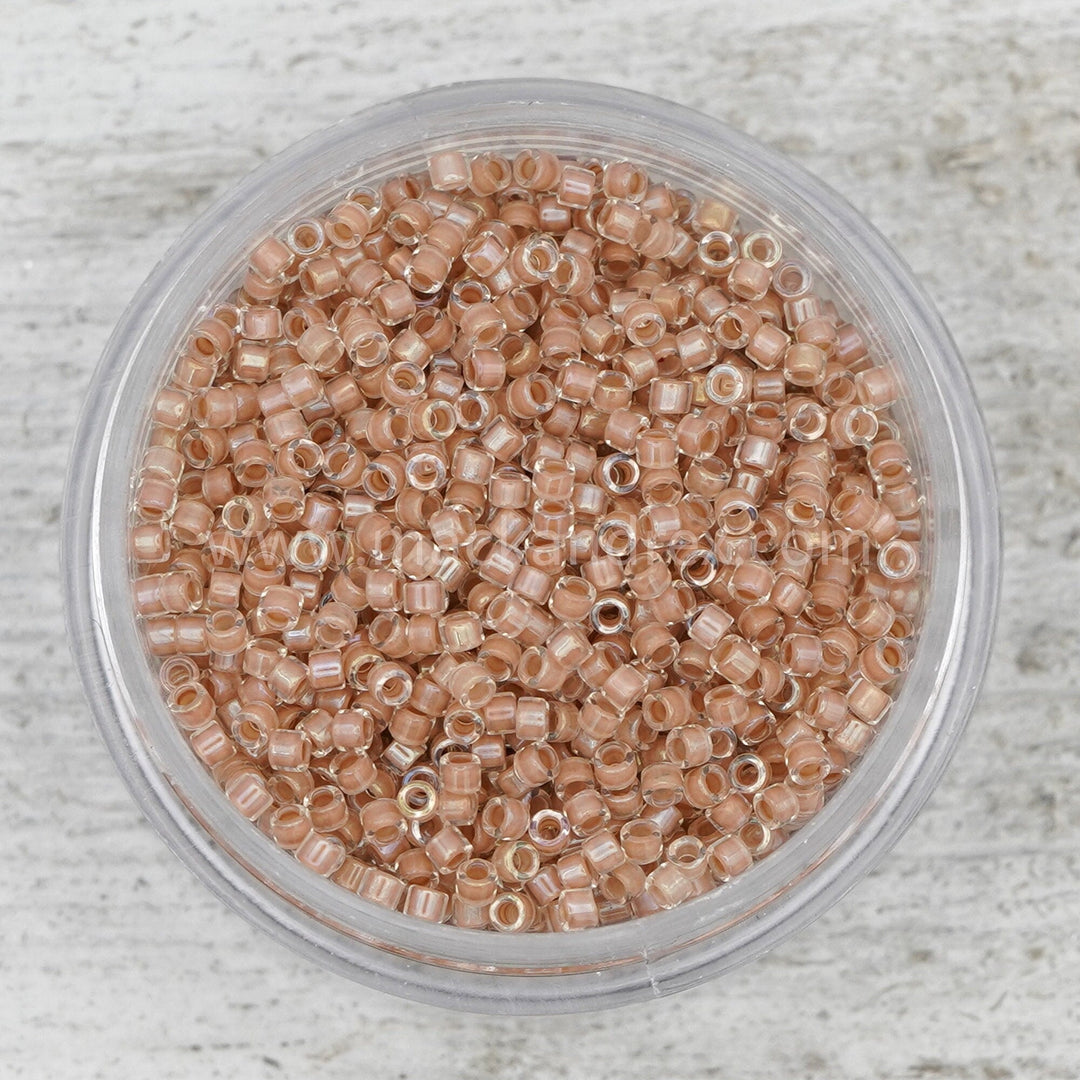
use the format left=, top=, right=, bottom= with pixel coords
left=563, top=787, right=612, bottom=838
left=745, top=321, right=791, bottom=369
left=332, top=749, right=378, bottom=795
left=707, top=791, right=754, bottom=836
left=307, top=649, right=345, bottom=691
left=265, top=656, right=308, bottom=703
left=644, top=862, right=694, bottom=910
left=707, top=834, right=754, bottom=882
left=167, top=682, right=216, bottom=731
left=777, top=630, right=825, bottom=673
left=847, top=677, right=892, bottom=725
left=847, top=594, right=896, bottom=640
left=630, top=623, right=679, bottom=672
left=439, top=750, right=482, bottom=796
left=805, top=685, right=850, bottom=733
left=476, top=691, right=515, bottom=738
left=641, top=685, right=692, bottom=732
left=640, top=762, right=684, bottom=809
left=684, top=763, right=731, bottom=809
left=784, top=737, right=831, bottom=787
left=618, top=818, right=662, bottom=865
left=350, top=865, right=404, bottom=910
left=441, top=660, right=493, bottom=709
left=254, top=583, right=303, bottom=634
left=268, top=804, right=312, bottom=851
left=601, top=664, right=649, bottom=713
left=666, top=834, right=710, bottom=892
left=665, top=725, right=713, bottom=769
left=554, top=163, right=595, bottom=209
left=425, top=823, right=473, bottom=875
left=552, top=886, right=598, bottom=931
left=295, top=831, right=346, bottom=878
left=770, top=573, right=811, bottom=617
left=709, top=630, right=762, bottom=686
left=511, top=741, right=559, bottom=788
left=306, top=785, right=348, bottom=832
left=832, top=716, right=875, bottom=757
left=753, top=782, right=801, bottom=829
left=512, top=148, right=560, bottom=190
left=577, top=696, right=621, bottom=741
left=647, top=377, right=693, bottom=416
left=134, top=571, right=204, bottom=616
left=425, top=150, right=468, bottom=191
left=481, top=796, right=531, bottom=842
left=592, top=741, right=638, bottom=793
left=858, top=637, right=908, bottom=686
left=401, top=884, right=450, bottom=924
left=455, top=858, right=499, bottom=904
left=265, top=727, right=311, bottom=773
left=782, top=342, right=827, bottom=387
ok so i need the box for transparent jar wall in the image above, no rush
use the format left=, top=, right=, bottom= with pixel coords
left=64, top=80, right=999, bottom=1013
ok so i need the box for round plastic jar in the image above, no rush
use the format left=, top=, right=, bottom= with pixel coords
left=63, top=79, right=1000, bottom=1013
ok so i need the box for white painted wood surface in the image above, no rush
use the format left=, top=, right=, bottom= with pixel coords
left=3, top=0, right=1079, bottom=1076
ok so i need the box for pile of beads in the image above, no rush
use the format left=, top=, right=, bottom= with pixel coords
left=131, top=147, right=922, bottom=931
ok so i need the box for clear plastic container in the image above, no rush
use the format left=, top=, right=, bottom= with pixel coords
left=63, top=80, right=1000, bottom=1013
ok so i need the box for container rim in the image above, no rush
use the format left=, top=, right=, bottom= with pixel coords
left=63, top=78, right=1001, bottom=1013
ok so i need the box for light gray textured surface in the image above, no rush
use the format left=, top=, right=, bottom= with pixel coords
left=2, top=1, right=1079, bottom=1077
